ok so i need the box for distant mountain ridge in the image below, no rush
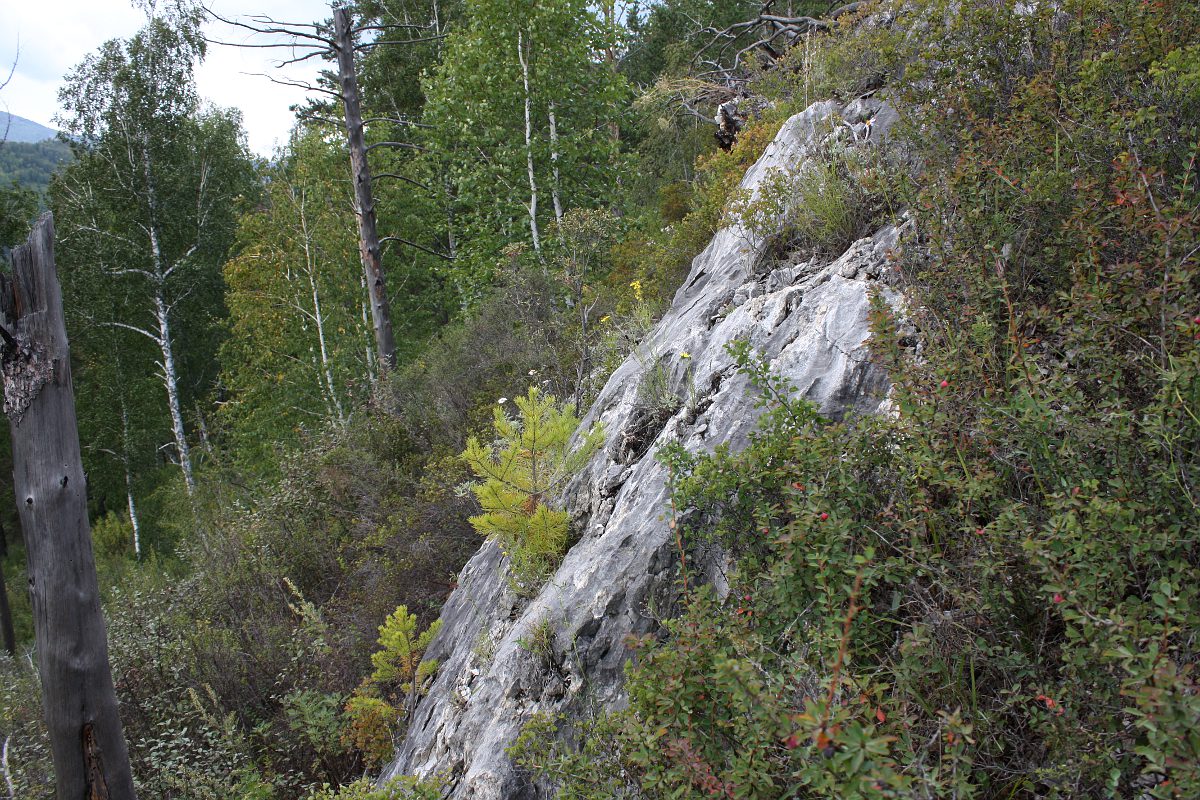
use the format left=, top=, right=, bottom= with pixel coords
left=1, top=112, right=60, bottom=144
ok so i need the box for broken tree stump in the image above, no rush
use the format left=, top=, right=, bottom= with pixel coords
left=1, top=213, right=136, bottom=799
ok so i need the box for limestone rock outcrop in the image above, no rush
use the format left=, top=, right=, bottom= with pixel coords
left=382, top=97, right=907, bottom=798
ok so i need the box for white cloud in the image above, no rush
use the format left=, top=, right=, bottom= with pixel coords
left=0, top=0, right=334, bottom=155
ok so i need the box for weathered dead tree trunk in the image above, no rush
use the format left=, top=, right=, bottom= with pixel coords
left=334, top=6, right=397, bottom=372
left=0, top=214, right=136, bottom=800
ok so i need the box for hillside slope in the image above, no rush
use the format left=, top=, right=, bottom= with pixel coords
left=0, top=112, right=58, bottom=144
left=383, top=97, right=905, bottom=798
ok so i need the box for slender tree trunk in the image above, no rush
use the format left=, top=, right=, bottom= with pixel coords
left=140, top=141, right=196, bottom=496
left=548, top=103, right=563, bottom=226
left=443, top=172, right=457, bottom=261
left=0, top=214, right=137, bottom=799
left=126, top=486, right=140, bottom=560
left=298, top=192, right=346, bottom=424
left=2, top=734, right=15, bottom=800
left=120, top=403, right=141, bottom=559
left=517, top=30, right=542, bottom=254
left=153, top=290, right=195, bottom=495
left=0, top=521, right=15, bottom=657
left=335, top=7, right=397, bottom=372
left=360, top=273, right=378, bottom=385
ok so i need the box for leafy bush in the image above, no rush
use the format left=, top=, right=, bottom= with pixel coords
left=304, top=775, right=445, bottom=800
left=0, top=652, right=52, bottom=799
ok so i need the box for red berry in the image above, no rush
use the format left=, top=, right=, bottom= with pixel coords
left=1053, top=593, right=1064, bottom=604
left=819, top=512, right=829, bottom=521
left=939, top=379, right=949, bottom=388
left=975, top=528, right=985, bottom=536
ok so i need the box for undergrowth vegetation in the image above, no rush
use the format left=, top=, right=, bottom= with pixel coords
left=513, top=0, right=1200, bottom=798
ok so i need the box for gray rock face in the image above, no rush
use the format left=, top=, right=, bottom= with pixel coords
left=382, top=98, right=906, bottom=798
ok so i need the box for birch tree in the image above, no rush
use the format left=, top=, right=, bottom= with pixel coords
left=423, top=0, right=628, bottom=286
left=52, top=3, right=253, bottom=501
left=220, top=131, right=373, bottom=466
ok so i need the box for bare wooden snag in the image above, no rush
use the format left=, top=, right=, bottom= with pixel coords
left=334, top=6, right=397, bottom=372
left=1, top=213, right=137, bottom=800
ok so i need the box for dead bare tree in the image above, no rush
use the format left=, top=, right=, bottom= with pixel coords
left=203, top=2, right=452, bottom=373
left=671, top=1, right=867, bottom=149
left=1, top=214, right=136, bottom=799
left=695, top=1, right=864, bottom=76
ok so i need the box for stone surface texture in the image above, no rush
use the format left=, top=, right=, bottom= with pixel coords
left=382, top=97, right=907, bottom=798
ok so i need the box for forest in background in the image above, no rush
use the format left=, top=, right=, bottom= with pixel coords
left=1, top=0, right=1198, bottom=798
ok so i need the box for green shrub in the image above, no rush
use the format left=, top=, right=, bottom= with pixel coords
left=304, top=775, right=445, bottom=800
left=342, top=606, right=442, bottom=769
left=515, top=3, right=1200, bottom=795
left=0, top=652, right=52, bottom=799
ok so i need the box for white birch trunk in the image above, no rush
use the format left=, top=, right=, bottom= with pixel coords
left=120, top=404, right=141, bottom=559
left=153, top=289, right=196, bottom=496
left=141, top=142, right=196, bottom=497
left=298, top=192, right=346, bottom=425
left=549, top=102, right=564, bottom=225
left=126, top=487, right=141, bottom=560
left=518, top=31, right=541, bottom=253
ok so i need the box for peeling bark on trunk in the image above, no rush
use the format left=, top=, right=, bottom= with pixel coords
left=335, top=7, right=397, bottom=372
left=1, top=214, right=136, bottom=800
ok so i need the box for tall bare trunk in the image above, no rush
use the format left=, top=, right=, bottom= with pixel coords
left=335, top=7, right=397, bottom=372
left=517, top=30, right=542, bottom=253
left=1, top=214, right=137, bottom=799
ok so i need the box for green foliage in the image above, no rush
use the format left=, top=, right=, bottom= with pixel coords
left=0, top=139, right=72, bottom=195
left=731, top=136, right=897, bottom=259
left=369, top=606, right=442, bottom=689
left=462, top=386, right=602, bottom=592
left=516, top=615, right=556, bottom=668
left=516, top=1, right=1200, bottom=798
left=304, top=775, right=446, bottom=800
left=422, top=0, right=628, bottom=287
left=219, top=130, right=372, bottom=468
left=0, top=653, right=53, bottom=798
left=0, top=181, right=38, bottom=247
left=52, top=4, right=256, bottom=528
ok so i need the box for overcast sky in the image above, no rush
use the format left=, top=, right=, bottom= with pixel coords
left=0, top=0, right=336, bottom=156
